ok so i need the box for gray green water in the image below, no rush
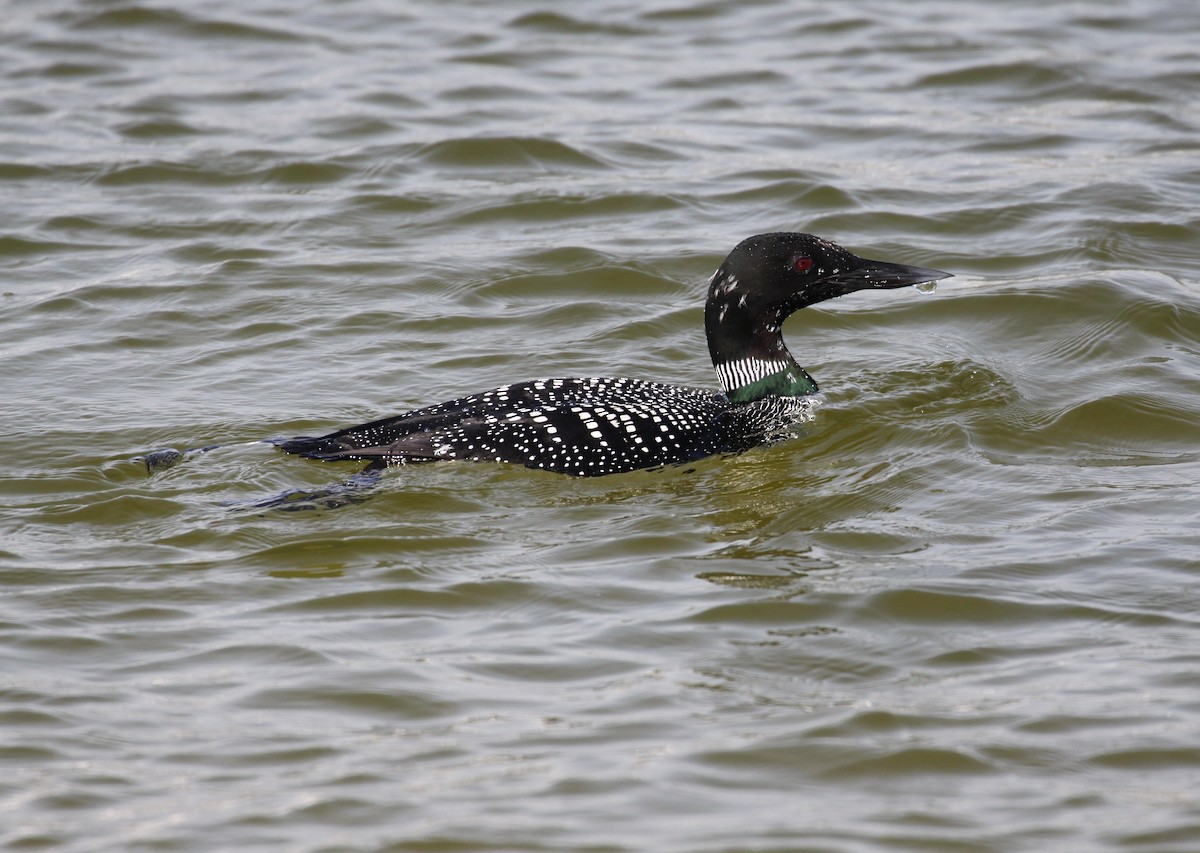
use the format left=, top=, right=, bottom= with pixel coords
left=3, top=1, right=1200, bottom=850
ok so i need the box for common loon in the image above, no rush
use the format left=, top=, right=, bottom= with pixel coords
left=279, top=232, right=950, bottom=477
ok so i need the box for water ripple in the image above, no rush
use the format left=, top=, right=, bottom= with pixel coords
left=4, top=0, right=1200, bottom=850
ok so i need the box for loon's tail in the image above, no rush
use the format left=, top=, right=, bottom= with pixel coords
left=275, top=434, right=347, bottom=458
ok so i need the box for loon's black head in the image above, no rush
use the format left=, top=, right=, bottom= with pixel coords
left=705, top=232, right=951, bottom=402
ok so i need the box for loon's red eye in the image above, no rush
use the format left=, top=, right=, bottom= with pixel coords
left=793, top=256, right=813, bottom=272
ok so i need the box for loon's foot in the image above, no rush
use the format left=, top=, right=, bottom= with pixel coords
left=139, top=447, right=185, bottom=473
left=225, top=467, right=384, bottom=513
left=137, top=444, right=226, bottom=474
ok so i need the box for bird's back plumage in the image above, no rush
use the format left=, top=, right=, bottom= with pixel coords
left=279, top=376, right=818, bottom=476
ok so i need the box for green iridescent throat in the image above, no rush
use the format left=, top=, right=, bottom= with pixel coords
left=726, top=366, right=818, bottom=404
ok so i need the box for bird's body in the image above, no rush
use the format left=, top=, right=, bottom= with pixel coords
left=280, top=233, right=949, bottom=477
left=280, top=376, right=817, bottom=477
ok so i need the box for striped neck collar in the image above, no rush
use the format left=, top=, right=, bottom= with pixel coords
left=715, top=356, right=818, bottom=404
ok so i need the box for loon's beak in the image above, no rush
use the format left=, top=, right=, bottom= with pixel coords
left=830, top=257, right=953, bottom=293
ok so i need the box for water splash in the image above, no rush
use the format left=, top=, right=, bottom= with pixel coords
left=915, top=280, right=938, bottom=295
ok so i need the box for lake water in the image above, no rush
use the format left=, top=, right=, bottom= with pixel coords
left=3, top=1, right=1200, bottom=850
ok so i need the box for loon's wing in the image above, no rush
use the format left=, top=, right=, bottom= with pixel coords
left=278, top=377, right=735, bottom=476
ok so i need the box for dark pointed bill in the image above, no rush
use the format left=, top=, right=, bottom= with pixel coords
left=830, top=257, right=954, bottom=292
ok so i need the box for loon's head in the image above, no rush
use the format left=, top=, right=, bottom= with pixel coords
left=705, top=232, right=951, bottom=402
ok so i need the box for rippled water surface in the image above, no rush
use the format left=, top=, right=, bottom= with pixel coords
left=4, top=1, right=1200, bottom=850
